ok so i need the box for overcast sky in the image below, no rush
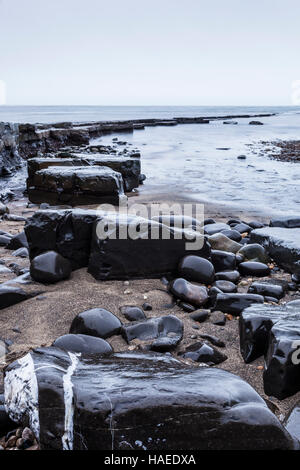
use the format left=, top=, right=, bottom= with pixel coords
left=0, top=0, right=300, bottom=106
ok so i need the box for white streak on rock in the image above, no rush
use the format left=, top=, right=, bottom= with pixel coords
left=61, top=352, right=80, bottom=451
left=4, top=353, right=40, bottom=439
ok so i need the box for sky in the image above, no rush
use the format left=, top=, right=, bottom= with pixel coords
left=0, top=0, right=300, bottom=106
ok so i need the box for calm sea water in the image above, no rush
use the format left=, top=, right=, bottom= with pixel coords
left=0, top=105, right=300, bottom=123
left=1, top=106, right=300, bottom=216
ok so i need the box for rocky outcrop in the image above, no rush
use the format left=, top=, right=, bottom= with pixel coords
left=27, top=155, right=141, bottom=192
left=250, top=227, right=300, bottom=274
left=27, top=166, right=125, bottom=205
left=4, top=349, right=296, bottom=450
left=0, top=123, right=21, bottom=176
left=239, top=302, right=300, bottom=399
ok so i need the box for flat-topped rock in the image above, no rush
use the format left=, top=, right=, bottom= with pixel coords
left=27, top=165, right=126, bottom=205
left=250, top=227, right=300, bottom=274
left=4, top=349, right=296, bottom=450
left=27, top=155, right=141, bottom=192
left=270, top=216, right=300, bottom=228
left=240, top=302, right=300, bottom=399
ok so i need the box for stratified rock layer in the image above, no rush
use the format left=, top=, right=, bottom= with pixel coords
left=4, top=349, right=297, bottom=450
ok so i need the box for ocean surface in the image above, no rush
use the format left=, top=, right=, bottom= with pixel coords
left=1, top=106, right=300, bottom=216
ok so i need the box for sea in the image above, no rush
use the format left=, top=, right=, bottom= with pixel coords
left=1, top=105, right=300, bottom=216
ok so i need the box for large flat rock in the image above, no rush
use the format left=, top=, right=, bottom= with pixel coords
left=27, top=165, right=125, bottom=205
left=250, top=226, right=300, bottom=274
left=27, top=155, right=141, bottom=192
left=4, top=349, right=296, bottom=450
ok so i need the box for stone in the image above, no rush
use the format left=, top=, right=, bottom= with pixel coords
left=179, top=302, right=196, bottom=312
left=0, top=235, right=10, bottom=247
left=178, top=341, right=227, bottom=365
left=248, top=221, right=265, bottom=229
left=208, top=233, right=242, bottom=253
left=220, top=229, right=242, bottom=242
left=142, top=302, right=152, bottom=311
left=215, top=270, right=240, bottom=283
left=204, top=223, right=231, bottom=236
left=0, top=394, right=16, bottom=435
left=12, top=247, right=29, bottom=258
left=249, top=121, right=264, bottom=125
left=178, top=255, right=215, bottom=285
left=28, top=166, right=125, bottom=205
left=0, top=285, right=29, bottom=310
left=200, top=334, right=225, bottom=347
left=212, top=280, right=237, bottom=293
left=211, top=250, right=236, bottom=271
left=169, top=278, right=208, bottom=307
left=0, top=202, right=9, bottom=215
left=238, top=244, right=270, bottom=263
left=248, top=282, right=285, bottom=300
left=284, top=402, right=300, bottom=442
left=210, top=311, right=226, bottom=326
left=6, top=231, right=29, bottom=250
left=53, top=334, right=113, bottom=355
left=27, top=155, right=141, bottom=192
left=213, top=293, right=264, bottom=315
left=238, top=261, right=270, bottom=277
left=250, top=227, right=300, bottom=275
left=70, top=308, right=122, bottom=339
left=30, top=251, right=72, bottom=283
left=0, top=265, right=11, bottom=274
left=4, top=348, right=296, bottom=450
left=189, top=309, right=210, bottom=323
left=89, top=213, right=211, bottom=280
left=25, top=210, right=211, bottom=278
left=121, top=315, right=183, bottom=352
left=119, top=306, right=146, bottom=321
left=232, top=223, right=252, bottom=234
left=270, top=216, right=300, bottom=229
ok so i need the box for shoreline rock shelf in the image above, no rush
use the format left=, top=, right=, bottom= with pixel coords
left=4, top=349, right=296, bottom=450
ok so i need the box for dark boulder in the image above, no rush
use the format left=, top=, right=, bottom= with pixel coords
left=6, top=231, right=29, bottom=250
left=238, top=243, right=270, bottom=263
left=248, top=282, right=285, bottom=300
left=12, top=247, right=29, bottom=258
left=212, top=280, right=237, bottom=293
left=70, top=308, right=122, bottom=339
left=121, top=315, right=183, bottom=352
left=4, top=348, right=296, bottom=450
left=189, top=309, right=210, bottom=323
left=200, top=334, right=225, bottom=348
left=178, top=341, right=227, bottom=365
left=211, top=250, right=236, bottom=271
left=250, top=227, right=300, bottom=275
left=220, top=229, right=242, bottom=242
left=239, top=261, right=270, bottom=277
left=232, top=223, right=252, bottom=234
left=0, top=285, right=29, bottom=310
left=53, top=334, right=113, bottom=355
left=213, top=293, right=264, bottom=315
left=169, top=278, right=208, bottom=307
left=178, top=255, right=215, bottom=285
left=204, top=223, right=231, bottom=236
left=119, top=305, right=146, bottom=321
left=270, top=216, right=300, bottom=229
left=30, top=251, right=72, bottom=284
left=284, top=401, right=300, bottom=442
left=215, top=270, right=240, bottom=283
left=0, top=235, right=10, bottom=247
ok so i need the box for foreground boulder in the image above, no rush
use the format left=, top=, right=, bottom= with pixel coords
left=25, top=210, right=210, bottom=279
left=238, top=261, right=270, bottom=277
left=121, top=315, right=183, bottom=352
left=178, top=255, right=215, bottom=285
left=169, top=278, right=208, bottom=307
left=27, top=166, right=126, bottom=205
left=250, top=227, right=300, bottom=275
left=239, top=302, right=300, bottom=399
left=30, top=251, right=72, bottom=283
left=4, top=349, right=297, bottom=450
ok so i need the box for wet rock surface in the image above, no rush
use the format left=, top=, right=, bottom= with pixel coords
left=53, top=333, right=113, bottom=355
left=178, top=255, right=215, bottom=285
left=70, top=307, right=122, bottom=339
left=238, top=261, right=270, bottom=277
left=213, top=292, right=264, bottom=315
left=121, top=315, right=183, bottom=351
left=0, top=285, right=29, bottom=310
left=30, top=251, right=72, bottom=284
left=178, top=341, right=227, bottom=365
left=4, top=348, right=296, bottom=450
left=119, top=305, right=146, bottom=321
left=169, top=278, right=208, bottom=307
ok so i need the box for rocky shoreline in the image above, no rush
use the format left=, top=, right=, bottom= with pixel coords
left=1, top=113, right=300, bottom=450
